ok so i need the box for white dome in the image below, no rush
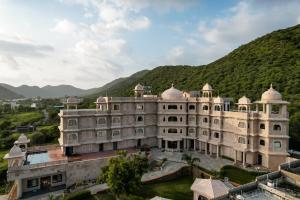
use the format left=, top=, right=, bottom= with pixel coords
left=202, top=83, right=213, bottom=91
left=261, top=84, right=282, bottom=101
left=213, top=96, right=224, bottom=104
left=67, top=97, right=78, bottom=104
left=134, top=83, right=144, bottom=91
left=238, top=96, right=251, bottom=104
left=96, top=96, right=106, bottom=103
left=17, top=134, right=30, bottom=144
left=161, top=84, right=184, bottom=100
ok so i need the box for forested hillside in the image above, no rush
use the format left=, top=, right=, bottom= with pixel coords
left=88, top=24, right=300, bottom=150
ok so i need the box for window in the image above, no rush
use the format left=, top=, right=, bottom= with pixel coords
left=238, top=137, right=246, bottom=144
left=168, top=128, right=177, bottom=133
left=168, top=116, right=177, bottom=122
left=27, top=179, right=38, bottom=188
left=203, top=117, right=208, bottom=123
left=239, top=106, right=247, bottom=112
left=68, top=119, right=77, bottom=127
left=97, top=131, right=105, bottom=138
left=273, top=124, right=281, bottom=131
left=68, top=133, right=77, bottom=142
left=97, top=117, right=106, bottom=125
left=213, top=119, right=219, bottom=124
left=180, top=129, right=183, bottom=133
left=260, top=140, right=265, bottom=146
left=112, top=130, right=120, bottom=136
left=163, top=117, right=165, bottom=122
left=214, top=132, right=219, bottom=138
left=271, top=105, right=280, bottom=114
left=274, top=141, right=281, bottom=149
left=136, top=128, right=144, bottom=134
left=168, top=105, right=177, bottom=110
left=189, top=116, right=195, bottom=122
left=52, top=174, right=62, bottom=183
left=113, top=104, right=120, bottom=111
left=99, top=104, right=107, bottom=111
left=189, top=128, right=195, bottom=134
left=203, top=131, right=208, bottom=136
left=214, top=105, right=221, bottom=111
left=180, top=105, right=183, bottom=110
left=238, top=122, right=246, bottom=128
left=112, top=117, right=121, bottom=124
left=136, top=116, right=144, bottom=122
left=202, top=105, right=209, bottom=110
left=163, top=129, right=165, bottom=133
left=163, top=105, right=165, bottom=110
left=136, top=104, right=144, bottom=110
left=189, top=105, right=195, bottom=110
left=260, top=123, right=265, bottom=129
left=180, top=117, right=183, bottom=122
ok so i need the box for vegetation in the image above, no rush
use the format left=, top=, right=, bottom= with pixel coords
left=100, top=150, right=149, bottom=199
left=219, top=165, right=266, bottom=184
left=87, top=24, right=300, bottom=150
left=64, top=190, right=92, bottom=200
left=96, top=176, right=194, bottom=200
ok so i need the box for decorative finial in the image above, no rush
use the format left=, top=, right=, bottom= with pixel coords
left=270, top=83, right=273, bottom=89
left=171, top=83, right=174, bottom=87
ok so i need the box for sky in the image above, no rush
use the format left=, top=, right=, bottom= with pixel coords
left=0, top=0, right=299, bottom=89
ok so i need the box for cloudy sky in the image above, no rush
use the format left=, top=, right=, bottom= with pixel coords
left=0, top=0, right=299, bottom=89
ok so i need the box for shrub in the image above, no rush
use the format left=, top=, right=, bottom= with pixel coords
left=64, top=190, right=92, bottom=200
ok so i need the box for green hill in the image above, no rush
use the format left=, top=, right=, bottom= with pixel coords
left=0, top=85, right=23, bottom=99
left=88, top=24, right=300, bottom=150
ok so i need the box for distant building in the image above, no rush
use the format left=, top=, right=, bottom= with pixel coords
left=30, top=103, right=37, bottom=108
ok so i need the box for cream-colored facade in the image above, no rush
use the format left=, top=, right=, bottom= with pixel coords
left=59, top=83, right=289, bottom=170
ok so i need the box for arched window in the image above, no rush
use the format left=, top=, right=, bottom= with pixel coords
left=273, top=124, right=281, bottom=131
left=214, top=132, right=219, bottom=138
left=163, top=129, right=165, bottom=133
left=213, top=119, right=219, bottom=124
left=168, top=116, right=177, bottom=122
left=189, top=105, right=195, bottom=110
left=260, top=140, right=265, bottom=146
left=238, top=122, right=246, bottom=128
left=136, top=128, right=144, bottom=134
left=239, top=106, right=247, bottom=112
left=180, top=117, right=183, bottom=122
left=203, top=105, right=209, bottom=110
left=180, top=129, right=182, bottom=133
left=163, top=117, right=165, bottom=122
left=203, top=117, right=208, bottom=123
left=273, top=141, right=281, bottom=149
left=136, top=116, right=143, bottom=122
left=238, top=137, right=246, bottom=144
left=163, top=105, right=165, bottom=110
left=168, top=105, right=177, bottom=110
left=168, top=128, right=177, bottom=133
left=260, top=123, right=265, bottom=129
left=214, top=105, right=221, bottom=111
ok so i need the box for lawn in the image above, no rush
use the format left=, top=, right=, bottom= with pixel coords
left=95, top=176, right=194, bottom=200
left=220, top=165, right=267, bottom=184
left=0, top=111, right=43, bottom=127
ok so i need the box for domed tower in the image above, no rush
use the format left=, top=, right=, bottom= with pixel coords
left=237, top=96, right=251, bottom=112
left=14, top=134, right=30, bottom=152
left=254, top=84, right=289, bottom=170
left=4, top=145, right=26, bottom=168
left=95, top=96, right=108, bottom=111
left=134, top=83, right=144, bottom=97
left=65, top=97, right=79, bottom=110
left=202, top=83, right=213, bottom=98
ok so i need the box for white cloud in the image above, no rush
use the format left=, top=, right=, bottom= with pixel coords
left=52, top=19, right=77, bottom=34
left=0, top=54, right=18, bottom=69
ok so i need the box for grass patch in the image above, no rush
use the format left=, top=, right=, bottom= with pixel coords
left=220, top=165, right=266, bottom=184
left=96, top=176, right=194, bottom=200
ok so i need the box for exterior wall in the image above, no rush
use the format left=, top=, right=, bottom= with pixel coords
left=66, top=157, right=109, bottom=187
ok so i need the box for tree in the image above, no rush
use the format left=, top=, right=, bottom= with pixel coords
left=100, top=150, right=149, bottom=199
left=182, top=153, right=200, bottom=176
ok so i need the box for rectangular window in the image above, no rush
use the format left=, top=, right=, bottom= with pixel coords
left=52, top=174, right=63, bottom=183
left=168, top=105, right=177, bottom=110
left=113, top=104, right=120, bottom=111
left=112, top=117, right=121, bottom=124
left=97, top=117, right=106, bottom=125
left=27, top=179, right=39, bottom=188
left=260, top=140, right=265, bottom=146
left=68, top=119, right=77, bottom=127
left=274, top=141, right=281, bottom=149
left=112, top=130, right=120, bottom=136
left=260, top=123, right=265, bottom=129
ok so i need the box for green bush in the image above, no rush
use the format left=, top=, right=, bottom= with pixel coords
left=64, top=190, right=92, bottom=200
left=30, top=132, right=46, bottom=145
